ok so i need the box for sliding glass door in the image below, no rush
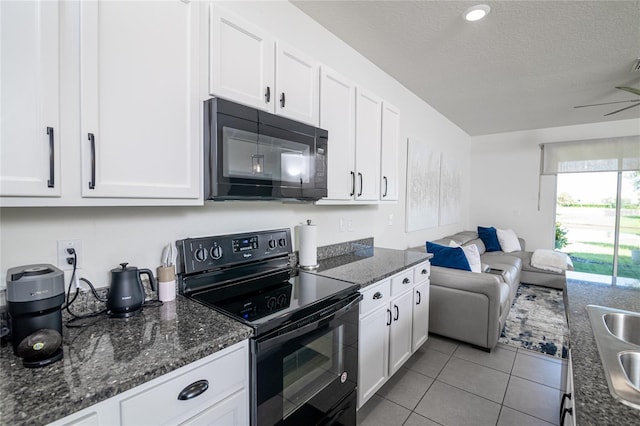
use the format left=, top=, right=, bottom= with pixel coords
left=556, top=171, right=640, bottom=285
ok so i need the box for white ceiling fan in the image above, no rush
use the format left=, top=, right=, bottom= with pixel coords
left=574, top=86, right=640, bottom=116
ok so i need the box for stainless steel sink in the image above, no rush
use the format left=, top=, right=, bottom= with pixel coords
left=604, top=313, right=640, bottom=346
left=620, top=352, right=640, bottom=392
left=586, top=305, right=640, bottom=409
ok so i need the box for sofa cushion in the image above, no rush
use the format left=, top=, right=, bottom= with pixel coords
left=477, top=226, right=502, bottom=252
left=496, top=228, right=521, bottom=253
left=427, top=242, right=471, bottom=271
left=466, top=237, right=486, bottom=255
left=449, top=231, right=479, bottom=245
left=449, top=241, right=482, bottom=273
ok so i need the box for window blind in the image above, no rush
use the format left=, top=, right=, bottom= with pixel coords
left=540, top=135, right=640, bottom=175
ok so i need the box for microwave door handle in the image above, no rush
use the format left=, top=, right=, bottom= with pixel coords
left=256, top=296, right=360, bottom=352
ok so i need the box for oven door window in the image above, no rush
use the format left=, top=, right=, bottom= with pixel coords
left=222, top=127, right=313, bottom=185
left=281, top=326, right=343, bottom=419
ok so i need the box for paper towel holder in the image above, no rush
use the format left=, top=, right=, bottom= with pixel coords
left=298, top=219, right=319, bottom=270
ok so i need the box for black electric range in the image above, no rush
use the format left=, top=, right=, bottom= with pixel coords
left=176, top=228, right=361, bottom=426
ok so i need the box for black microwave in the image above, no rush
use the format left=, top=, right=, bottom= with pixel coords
left=204, top=98, right=328, bottom=201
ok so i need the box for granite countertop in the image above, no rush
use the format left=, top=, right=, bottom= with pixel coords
left=310, top=246, right=432, bottom=288
left=0, top=296, right=253, bottom=426
left=565, top=280, right=640, bottom=424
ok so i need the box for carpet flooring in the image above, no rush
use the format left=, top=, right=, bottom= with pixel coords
left=498, top=283, right=569, bottom=359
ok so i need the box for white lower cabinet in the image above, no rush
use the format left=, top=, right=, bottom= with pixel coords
left=49, top=340, right=249, bottom=426
left=561, top=349, right=576, bottom=426
left=357, top=261, right=431, bottom=409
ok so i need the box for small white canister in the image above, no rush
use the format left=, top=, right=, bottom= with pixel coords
left=156, top=265, right=176, bottom=302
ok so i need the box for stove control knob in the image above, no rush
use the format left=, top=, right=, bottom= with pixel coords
left=277, top=294, right=287, bottom=307
left=194, top=248, right=208, bottom=262
left=266, top=297, right=276, bottom=310
left=278, top=238, right=286, bottom=247
left=268, top=239, right=277, bottom=249
left=211, top=246, right=223, bottom=260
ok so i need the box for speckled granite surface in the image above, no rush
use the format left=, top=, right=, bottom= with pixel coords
left=0, top=296, right=252, bottom=426
left=309, top=247, right=432, bottom=288
left=565, top=279, right=640, bottom=424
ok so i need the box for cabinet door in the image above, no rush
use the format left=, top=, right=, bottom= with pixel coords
left=380, top=102, right=400, bottom=201
left=209, top=4, right=275, bottom=112
left=412, top=281, right=430, bottom=352
left=388, top=289, right=413, bottom=375
left=358, top=305, right=390, bottom=408
left=0, top=0, right=61, bottom=197
left=179, top=389, right=248, bottom=426
left=354, top=88, right=381, bottom=201
left=319, top=67, right=355, bottom=200
left=276, top=41, right=319, bottom=126
left=80, top=0, right=200, bottom=199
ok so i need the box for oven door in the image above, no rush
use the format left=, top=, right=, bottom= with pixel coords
left=252, top=293, right=360, bottom=426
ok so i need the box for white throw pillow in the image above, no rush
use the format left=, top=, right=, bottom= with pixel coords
left=496, top=228, right=521, bottom=253
left=449, top=241, right=482, bottom=273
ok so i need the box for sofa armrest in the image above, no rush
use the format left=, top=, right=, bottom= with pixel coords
left=518, top=237, right=526, bottom=251
left=429, top=266, right=502, bottom=301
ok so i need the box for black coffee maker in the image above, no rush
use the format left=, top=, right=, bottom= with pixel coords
left=6, top=264, right=65, bottom=368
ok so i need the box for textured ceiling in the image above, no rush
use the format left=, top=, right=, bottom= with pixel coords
left=292, top=1, right=640, bottom=136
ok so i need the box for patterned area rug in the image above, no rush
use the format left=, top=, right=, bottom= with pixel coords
left=498, top=283, right=569, bottom=359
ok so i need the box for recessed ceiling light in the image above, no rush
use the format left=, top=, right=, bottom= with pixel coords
left=463, top=4, right=491, bottom=22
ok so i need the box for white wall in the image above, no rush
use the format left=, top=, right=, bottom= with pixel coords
left=0, top=1, right=470, bottom=289
left=470, top=118, right=640, bottom=250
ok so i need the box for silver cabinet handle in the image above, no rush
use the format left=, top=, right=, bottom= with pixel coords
left=178, top=379, right=209, bottom=401
left=47, top=127, right=55, bottom=188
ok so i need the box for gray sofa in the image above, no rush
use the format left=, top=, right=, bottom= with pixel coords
left=410, top=230, right=567, bottom=350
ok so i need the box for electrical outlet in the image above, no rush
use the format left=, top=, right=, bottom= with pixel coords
left=388, top=214, right=394, bottom=226
left=339, top=218, right=346, bottom=232
left=57, top=239, right=82, bottom=271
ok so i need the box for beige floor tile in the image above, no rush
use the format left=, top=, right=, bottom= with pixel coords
left=377, top=367, right=435, bottom=410
left=437, top=357, right=510, bottom=403
left=503, top=376, right=562, bottom=425
left=414, top=381, right=501, bottom=426
left=453, top=343, right=517, bottom=373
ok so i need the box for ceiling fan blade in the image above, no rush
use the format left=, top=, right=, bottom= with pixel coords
left=574, top=99, right=640, bottom=108
left=616, top=86, right=640, bottom=96
left=603, top=102, right=640, bottom=116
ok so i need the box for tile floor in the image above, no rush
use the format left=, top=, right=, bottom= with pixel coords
left=357, top=335, right=566, bottom=426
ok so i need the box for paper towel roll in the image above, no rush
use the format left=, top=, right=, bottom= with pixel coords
left=298, top=220, right=318, bottom=269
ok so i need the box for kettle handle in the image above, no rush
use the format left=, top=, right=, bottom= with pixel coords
left=138, top=269, right=157, bottom=292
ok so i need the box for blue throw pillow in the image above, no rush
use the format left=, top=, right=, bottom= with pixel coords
left=426, top=241, right=471, bottom=272
left=477, top=226, right=502, bottom=252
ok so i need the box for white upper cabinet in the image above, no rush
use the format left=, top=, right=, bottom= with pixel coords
left=0, top=0, right=61, bottom=198
left=208, top=4, right=319, bottom=126
left=319, top=67, right=356, bottom=200
left=275, top=42, right=320, bottom=125
left=80, top=0, right=200, bottom=199
left=354, top=88, right=382, bottom=201
left=380, top=102, right=400, bottom=201
left=209, top=4, right=275, bottom=112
